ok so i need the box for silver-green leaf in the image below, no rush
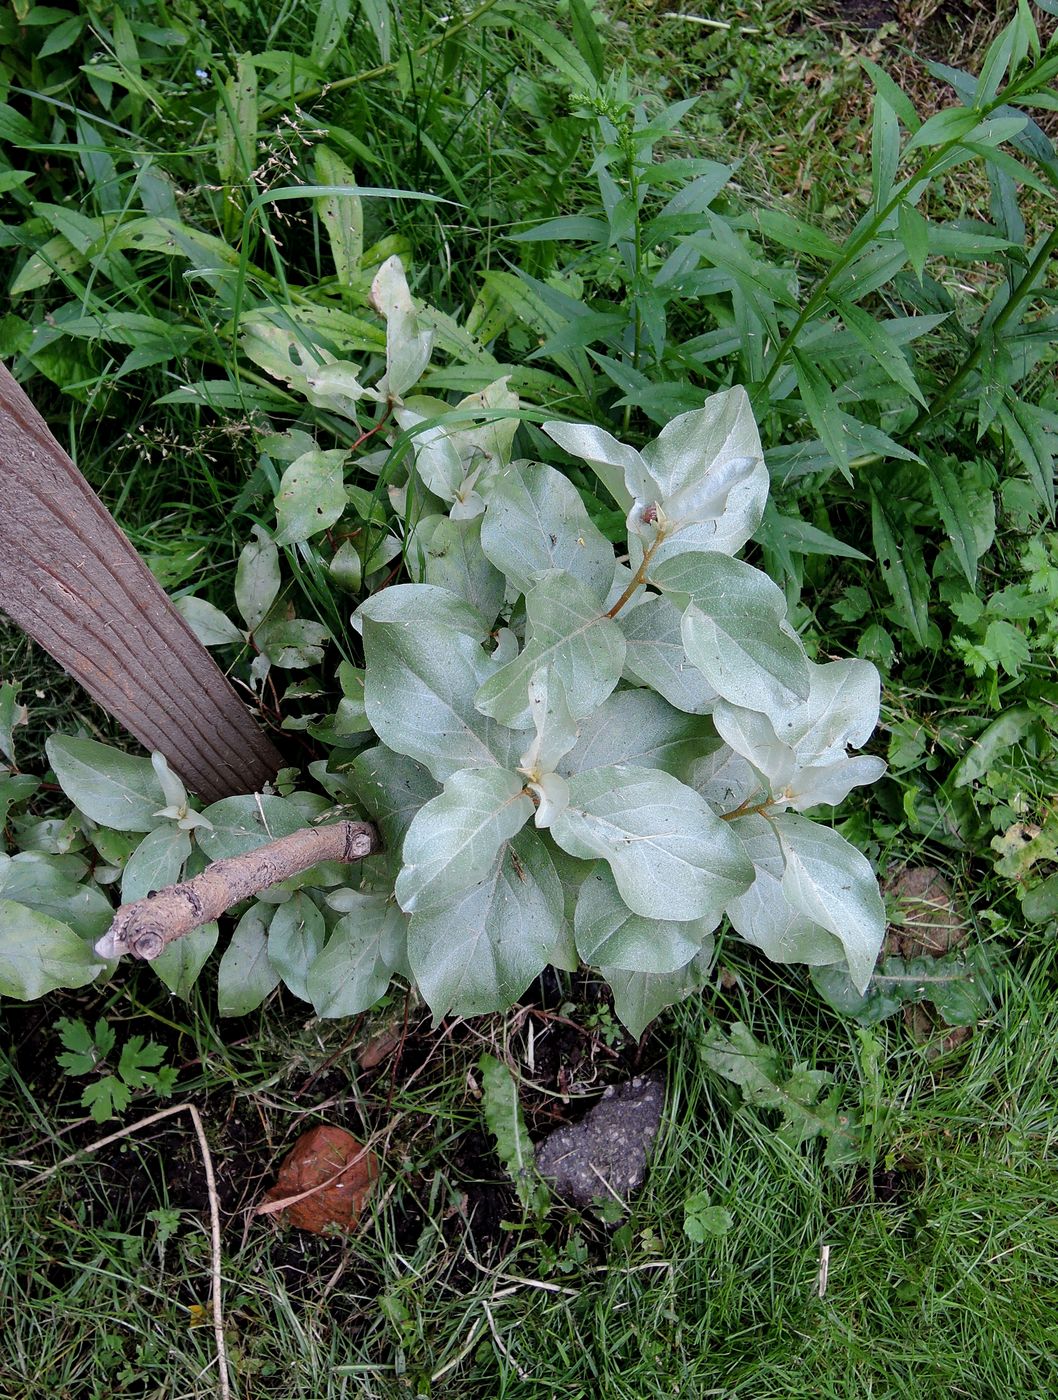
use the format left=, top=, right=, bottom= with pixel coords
left=267, top=891, right=326, bottom=1002
left=551, top=765, right=752, bottom=922
left=396, top=767, right=533, bottom=913
left=475, top=571, right=625, bottom=727
left=773, top=813, right=885, bottom=993
left=480, top=460, right=615, bottom=599
left=217, top=904, right=280, bottom=1016
left=274, top=448, right=349, bottom=545
left=408, top=830, right=561, bottom=1017
left=306, top=895, right=406, bottom=1018
left=0, top=900, right=103, bottom=999
left=575, top=864, right=711, bottom=973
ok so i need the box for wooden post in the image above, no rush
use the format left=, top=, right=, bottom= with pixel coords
left=0, top=362, right=283, bottom=803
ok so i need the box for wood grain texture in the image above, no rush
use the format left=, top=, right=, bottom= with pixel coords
left=0, top=362, right=283, bottom=802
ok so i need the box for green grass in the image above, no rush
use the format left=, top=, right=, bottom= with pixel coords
left=3, top=939, right=1058, bottom=1398
left=3, top=0, right=1058, bottom=1394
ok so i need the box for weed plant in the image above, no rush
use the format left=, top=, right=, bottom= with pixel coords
left=1, top=0, right=1058, bottom=1394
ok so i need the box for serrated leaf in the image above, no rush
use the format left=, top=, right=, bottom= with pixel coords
left=55, top=1016, right=97, bottom=1075
left=773, top=814, right=885, bottom=992
left=408, top=829, right=561, bottom=1017
left=480, top=1053, right=548, bottom=1216
left=480, top=460, right=616, bottom=598
left=236, top=524, right=281, bottom=632
left=837, top=300, right=926, bottom=405
left=619, top=595, right=718, bottom=714
left=701, top=1021, right=860, bottom=1162
left=217, top=904, right=281, bottom=1017
left=307, top=895, right=405, bottom=1017
left=274, top=448, right=349, bottom=545
left=150, top=923, right=219, bottom=999
left=551, top=766, right=752, bottom=922
left=396, top=768, right=533, bottom=913
left=475, top=571, right=625, bottom=727
left=898, top=201, right=930, bottom=280
left=871, top=94, right=900, bottom=208
left=118, top=1035, right=167, bottom=1089
left=869, top=488, right=931, bottom=645
left=121, top=826, right=191, bottom=903
left=793, top=353, right=850, bottom=480
left=46, top=736, right=166, bottom=833
left=83, top=1076, right=131, bottom=1123
left=812, top=944, right=995, bottom=1027
left=575, top=864, right=710, bottom=973
left=654, top=554, right=809, bottom=722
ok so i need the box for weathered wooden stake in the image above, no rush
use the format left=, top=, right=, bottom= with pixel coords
left=0, top=361, right=283, bottom=802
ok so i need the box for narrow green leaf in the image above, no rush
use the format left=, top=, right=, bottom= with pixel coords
left=898, top=201, right=930, bottom=281
left=480, top=1054, right=549, bottom=1215
left=793, top=353, right=850, bottom=480
left=837, top=300, right=926, bottom=405
left=926, top=456, right=982, bottom=585
left=568, top=0, right=605, bottom=80
left=869, top=488, right=931, bottom=645
left=871, top=94, right=900, bottom=209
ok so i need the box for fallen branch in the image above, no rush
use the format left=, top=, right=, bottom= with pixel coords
left=23, top=1103, right=233, bottom=1400
left=95, top=820, right=380, bottom=961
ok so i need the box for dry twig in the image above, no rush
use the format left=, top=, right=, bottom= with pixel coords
left=95, top=820, right=379, bottom=960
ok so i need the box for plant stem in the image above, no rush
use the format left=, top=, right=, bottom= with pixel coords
left=605, top=533, right=663, bottom=618
left=259, top=0, right=503, bottom=116
left=906, top=224, right=1058, bottom=433
left=753, top=73, right=1049, bottom=408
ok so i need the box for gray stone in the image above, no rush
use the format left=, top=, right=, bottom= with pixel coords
left=535, top=1076, right=664, bottom=1208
